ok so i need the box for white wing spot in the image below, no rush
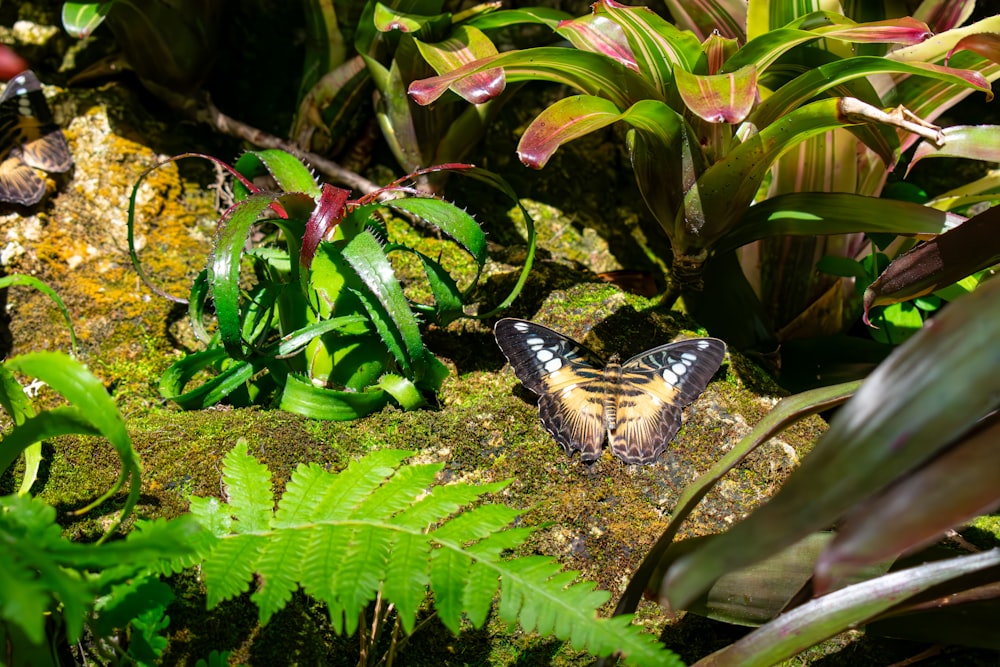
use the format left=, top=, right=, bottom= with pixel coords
left=561, top=384, right=578, bottom=396
left=526, top=337, right=544, bottom=346
left=513, top=322, right=530, bottom=332
left=672, top=362, right=687, bottom=376
left=536, top=349, right=554, bottom=362
left=681, top=352, right=697, bottom=362
left=662, top=368, right=679, bottom=385
left=543, top=358, right=562, bottom=372
left=697, top=340, right=711, bottom=349
left=650, top=395, right=662, bottom=406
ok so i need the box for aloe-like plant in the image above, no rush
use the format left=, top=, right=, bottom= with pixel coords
left=128, top=149, right=535, bottom=419
left=185, top=441, right=677, bottom=666
left=409, top=0, right=1000, bottom=355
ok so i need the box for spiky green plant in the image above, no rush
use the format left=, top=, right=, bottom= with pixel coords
left=128, top=150, right=536, bottom=420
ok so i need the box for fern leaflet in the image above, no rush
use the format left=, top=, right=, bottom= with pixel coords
left=188, top=441, right=679, bottom=666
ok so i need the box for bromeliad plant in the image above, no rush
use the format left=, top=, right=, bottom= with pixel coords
left=128, top=149, right=535, bottom=419
left=409, top=0, right=1000, bottom=354
left=293, top=1, right=571, bottom=191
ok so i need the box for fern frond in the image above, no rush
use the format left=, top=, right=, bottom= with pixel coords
left=189, top=442, right=678, bottom=666
left=221, top=443, right=273, bottom=532
left=202, top=534, right=266, bottom=608
left=380, top=532, right=430, bottom=634
left=314, top=449, right=414, bottom=520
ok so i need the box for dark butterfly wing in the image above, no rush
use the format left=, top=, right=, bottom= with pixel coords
left=608, top=338, right=726, bottom=464
left=0, top=154, right=46, bottom=206
left=0, top=71, right=72, bottom=205
left=494, top=318, right=608, bottom=461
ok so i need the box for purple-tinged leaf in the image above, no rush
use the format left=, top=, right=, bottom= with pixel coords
left=863, top=205, right=1000, bottom=321
left=674, top=64, right=757, bottom=123
left=889, top=14, right=1000, bottom=66
left=949, top=32, right=1000, bottom=65
left=301, top=184, right=349, bottom=270
left=815, top=416, right=1000, bottom=595
left=691, top=550, right=1000, bottom=667
left=556, top=14, right=637, bottom=71
left=701, top=32, right=740, bottom=75
left=517, top=95, right=623, bottom=169
left=415, top=25, right=504, bottom=102
left=914, top=0, right=976, bottom=33
left=909, top=124, right=1000, bottom=173
left=810, top=16, right=932, bottom=45
left=593, top=0, right=702, bottom=95
left=658, top=273, right=1000, bottom=612
left=680, top=97, right=928, bottom=254
left=409, top=47, right=659, bottom=107
left=662, top=0, right=746, bottom=42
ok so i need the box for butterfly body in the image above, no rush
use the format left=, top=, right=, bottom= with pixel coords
left=0, top=70, right=72, bottom=206
left=494, top=318, right=725, bottom=464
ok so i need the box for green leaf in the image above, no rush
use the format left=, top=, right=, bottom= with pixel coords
left=235, top=150, right=321, bottom=199
left=159, top=349, right=257, bottom=409
left=385, top=196, right=486, bottom=266
left=61, top=1, right=115, bottom=38
left=720, top=192, right=961, bottom=254
left=209, top=193, right=282, bottom=358
left=342, top=229, right=429, bottom=375
left=2, top=353, right=140, bottom=534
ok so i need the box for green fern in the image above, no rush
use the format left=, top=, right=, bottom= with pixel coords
left=188, top=442, right=679, bottom=665
left=0, top=493, right=202, bottom=659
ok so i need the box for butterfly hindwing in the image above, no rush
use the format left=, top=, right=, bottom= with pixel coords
left=607, top=338, right=726, bottom=464
left=0, top=70, right=72, bottom=205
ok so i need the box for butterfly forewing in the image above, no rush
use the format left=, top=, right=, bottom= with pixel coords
left=0, top=71, right=72, bottom=205
left=494, top=319, right=608, bottom=460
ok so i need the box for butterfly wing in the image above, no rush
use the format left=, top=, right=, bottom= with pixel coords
left=608, top=338, right=726, bottom=464
left=494, top=318, right=608, bottom=461
left=0, top=71, right=72, bottom=205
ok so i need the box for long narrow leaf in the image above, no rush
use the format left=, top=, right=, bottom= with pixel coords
left=658, top=276, right=1000, bottom=611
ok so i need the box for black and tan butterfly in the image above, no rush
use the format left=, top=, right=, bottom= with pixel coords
left=0, top=70, right=73, bottom=206
left=494, top=318, right=726, bottom=465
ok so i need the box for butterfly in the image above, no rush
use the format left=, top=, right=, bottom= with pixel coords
left=494, top=318, right=726, bottom=465
left=0, top=70, right=73, bottom=206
